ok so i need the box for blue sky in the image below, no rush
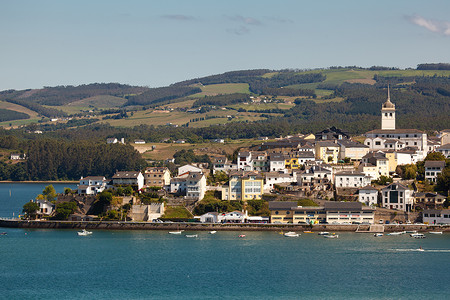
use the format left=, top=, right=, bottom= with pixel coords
left=2, top=0, right=450, bottom=90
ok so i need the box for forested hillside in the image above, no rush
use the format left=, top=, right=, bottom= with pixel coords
left=0, top=139, right=145, bottom=181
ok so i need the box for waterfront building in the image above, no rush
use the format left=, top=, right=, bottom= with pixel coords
left=221, top=171, right=263, bottom=201
left=358, top=185, right=379, bottom=207
left=422, top=209, right=450, bottom=225
left=268, top=201, right=374, bottom=224
left=35, top=199, right=55, bottom=216
left=381, top=183, right=413, bottom=212
left=324, top=202, right=375, bottom=224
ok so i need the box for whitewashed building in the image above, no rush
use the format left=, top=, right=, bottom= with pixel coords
left=358, top=185, right=379, bottom=207
left=112, top=171, right=145, bottom=190
left=381, top=183, right=414, bottom=212
left=78, top=176, right=109, bottom=195
left=425, top=161, right=446, bottom=183
left=335, top=171, right=371, bottom=188
left=422, top=209, right=450, bottom=225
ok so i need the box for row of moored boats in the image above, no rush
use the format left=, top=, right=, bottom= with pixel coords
left=374, top=231, right=443, bottom=238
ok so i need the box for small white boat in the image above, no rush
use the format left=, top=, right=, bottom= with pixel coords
left=168, top=231, right=183, bottom=235
left=417, top=247, right=425, bottom=252
left=185, top=234, right=198, bottom=238
left=318, top=232, right=330, bottom=236
left=410, top=233, right=426, bottom=239
left=406, top=230, right=417, bottom=234
left=209, top=231, right=217, bottom=234
left=284, top=232, right=300, bottom=237
left=77, top=229, right=92, bottom=236
left=387, top=231, right=406, bottom=236
left=324, top=234, right=339, bottom=238
left=429, top=231, right=443, bottom=235
left=238, top=234, right=246, bottom=238
left=374, top=233, right=384, bottom=237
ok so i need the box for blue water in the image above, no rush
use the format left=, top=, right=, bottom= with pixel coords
left=0, top=184, right=449, bottom=299
left=0, top=183, right=77, bottom=218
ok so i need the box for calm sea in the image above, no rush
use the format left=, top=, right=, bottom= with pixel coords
left=1, top=183, right=449, bottom=299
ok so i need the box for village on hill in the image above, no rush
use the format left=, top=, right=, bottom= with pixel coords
left=23, top=88, right=450, bottom=228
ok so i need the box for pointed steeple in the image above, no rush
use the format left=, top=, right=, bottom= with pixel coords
left=382, top=84, right=395, bottom=109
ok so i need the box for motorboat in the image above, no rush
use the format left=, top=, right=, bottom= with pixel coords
left=185, top=234, right=198, bottom=238
left=318, top=232, right=330, bottom=236
left=374, top=233, right=384, bottom=237
left=429, top=231, right=443, bottom=235
left=406, top=230, right=417, bottom=234
left=77, top=229, right=92, bottom=236
left=168, top=230, right=184, bottom=235
left=324, top=233, right=339, bottom=238
left=0, top=232, right=7, bottom=236
left=410, top=233, right=426, bottom=239
left=284, top=232, right=300, bottom=237
left=209, top=231, right=217, bottom=234
left=238, top=234, right=246, bottom=238
left=303, top=231, right=313, bottom=233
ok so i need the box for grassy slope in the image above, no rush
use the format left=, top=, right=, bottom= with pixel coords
left=0, top=100, right=41, bottom=127
left=189, top=83, right=250, bottom=97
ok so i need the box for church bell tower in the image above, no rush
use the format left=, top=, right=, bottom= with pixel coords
left=381, top=85, right=395, bottom=130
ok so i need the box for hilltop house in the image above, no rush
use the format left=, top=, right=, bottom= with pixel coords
left=334, top=171, right=371, bottom=188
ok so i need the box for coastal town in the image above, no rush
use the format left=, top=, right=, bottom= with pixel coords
left=19, top=89, right=450, bottom=231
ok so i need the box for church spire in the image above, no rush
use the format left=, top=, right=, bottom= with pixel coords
left=387, top=84, right=390, bottom=102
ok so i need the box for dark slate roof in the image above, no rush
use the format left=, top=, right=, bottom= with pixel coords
left=268, top=201, right=297, bottom=210
left=424, top=161, right=446, bottom=168
left=324, top=201, right=363, bottom=210
left=112, top=171, right=141, bottom=179
left=359, top=185, right=378, bottom=191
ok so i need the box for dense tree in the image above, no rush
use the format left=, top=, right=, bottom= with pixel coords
left=52, top=202, right=77, bottom=220
left=22, top=201, right=40, bottom=219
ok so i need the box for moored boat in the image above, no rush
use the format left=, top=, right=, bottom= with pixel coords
left=374, top=233, right=383, bottom=237
left=318, top=232, right=329, bottom=236
left=324, top=233, right=339, bottom=238
left=429, top=231, right=443, bottom=235
left=77, top=229, right=92, bottom=236
left=168, top=230, right=183, bottom=235
left=209, top=231, right=217, bottom=234
left=410, top=233, right=426, bottom=239
left=185, top=234, right=198, bottom=238
left=284, top=232, right=300, bottom=237
left=238, top=234, right=246, bottom=238
left=386, top=231, right=406, bottom=236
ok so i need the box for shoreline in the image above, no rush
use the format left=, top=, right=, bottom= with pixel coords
left=0, top=181, right=78, bottom=184
left=1, top=219, right=449, bottom=232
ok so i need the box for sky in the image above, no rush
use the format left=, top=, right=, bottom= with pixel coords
left=2, top=0, right=450, bottom=91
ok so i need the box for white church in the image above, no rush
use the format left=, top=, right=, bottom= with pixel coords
left=364, top=87, right=427, bottom=155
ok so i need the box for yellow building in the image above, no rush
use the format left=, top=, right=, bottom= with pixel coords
left=384, top=152, right=397, bottom=173
left=222, top=171, right=264, bottom=201
left=315, top=141, right=340, bottom=164
left=285, top=157, right=300, bottom=170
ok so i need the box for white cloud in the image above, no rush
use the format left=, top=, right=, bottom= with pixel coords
left=227, top=15, right=262, bottom=26
left=406, top=14, right=450, bottom=36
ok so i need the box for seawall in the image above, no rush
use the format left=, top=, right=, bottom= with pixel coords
left=1, top=219, right=449, bottom=232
